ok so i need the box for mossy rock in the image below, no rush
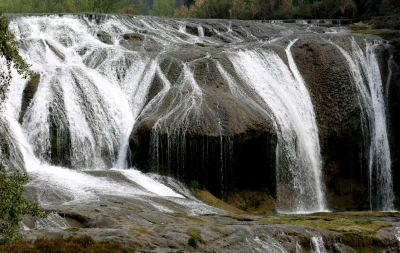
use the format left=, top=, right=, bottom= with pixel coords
left=342, top=233, right=377, bottom=248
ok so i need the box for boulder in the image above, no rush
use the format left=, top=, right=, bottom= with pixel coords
left=97, top=30, right=113, bottom=45
left=129, top=47, right=277, bottom=198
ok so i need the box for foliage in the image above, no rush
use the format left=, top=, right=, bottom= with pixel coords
left=184, top=0, right=195, bottom=7
left=0, top=10, right=35, bottom=104
left=189, top=180, right=199, bottom=190
left=0, top=171, right=47, bottom=244
left=150, top=0, right=176, bottom=16
left=119, top=6, right=135, bottom=14
left=0, top=235, right=136, bottom=252
left=174, top=0, right=400, bottom=19
left=0, top=0, right=146, bottom=14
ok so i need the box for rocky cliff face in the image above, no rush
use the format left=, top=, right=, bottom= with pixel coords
left=129, top=46, right=277, bottom=198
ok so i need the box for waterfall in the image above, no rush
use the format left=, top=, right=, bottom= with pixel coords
left=227, top=40, right=326, bottom=213
left=198, top=26, right=205, bottom=37
left=246, top=236, right=288, bottom=253
left=1, top=14, right=395, bottom=215
left=332, top=38, right=394, bottom=211
left=2, top=14, right=226, bottom=215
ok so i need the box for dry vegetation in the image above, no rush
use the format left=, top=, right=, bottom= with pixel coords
left=0, top=235, right=135, bottom=253
left=192, top=189, right=245, bottom=214
left=169, top=212, right=207, bottom=223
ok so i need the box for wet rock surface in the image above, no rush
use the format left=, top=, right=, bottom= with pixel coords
left=97, top=30, right=113, bottom=45
left=21, top=199, right=400, bottom=252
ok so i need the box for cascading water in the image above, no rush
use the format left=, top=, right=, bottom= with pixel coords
left=331, top=38, right=394, bottom=211
left=227, top=40, right=326, bottom=213
left=3, top=14, right=230, bottom=215
left=310, top=237, right=326, bottom=253
left=1, top=13, right=396, bottom=217
left=6, top=14, right=329, bottom=213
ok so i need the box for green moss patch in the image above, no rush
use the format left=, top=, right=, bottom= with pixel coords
left=258, top=215, right=391, bottom=235
left=63, top=227, right=80, bottom=233
left=187, top=227, right=201, bottom=238
left=311, top=211, right=400, bottom=218
left=210, top=225, right=232, bottom=237
left=130, top=227, right=154, bottom=236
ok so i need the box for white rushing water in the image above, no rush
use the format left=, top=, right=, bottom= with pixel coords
left=227, top=40, right=326, bottom=213
left=2, top=14, right=227, bottom=216
left=331, top=38, right=394, bottom=211
left=245, top=236, right=288, bottom=253
left=310, top=237, right=326, bottom=253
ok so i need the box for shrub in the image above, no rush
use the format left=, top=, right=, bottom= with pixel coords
left=0, top=171, right=47, bottom=244
left=189, top=180, right=200, bottom=190
left=188, top=236, right=197, bottom=247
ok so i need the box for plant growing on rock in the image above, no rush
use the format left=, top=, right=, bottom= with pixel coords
left=0, top=9, right=46, bottom=244
left=0, top=171, right=47, bottom=243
